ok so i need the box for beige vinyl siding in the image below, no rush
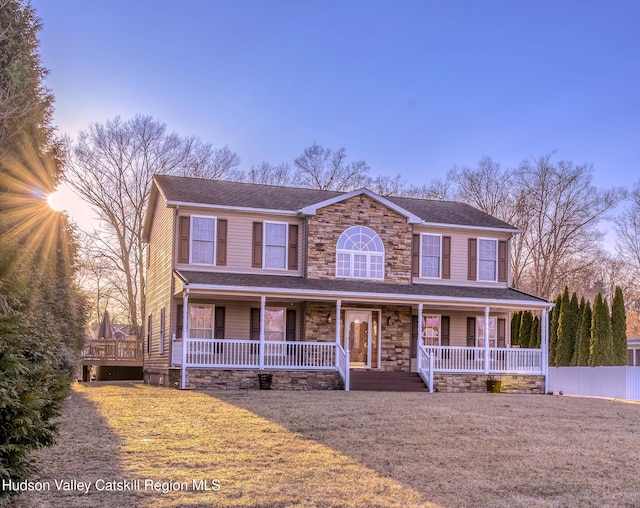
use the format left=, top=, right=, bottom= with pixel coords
left=412, top=225, right=512, bottom=288
left=145, top=198, right=175, bottom=374
left=441, top=310, right=510, bottom=347
left=174, top=299, right=303, bottom=341
left=175, top=210, right=304, bottom=276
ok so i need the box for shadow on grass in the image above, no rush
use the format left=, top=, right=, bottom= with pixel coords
left=13, top=383, right=148, bottom=508
left=63, top=383, right=435, bottom=508
left=29, top=384, right=640, bottom=507
left=208, top=389, right=640, bottom=508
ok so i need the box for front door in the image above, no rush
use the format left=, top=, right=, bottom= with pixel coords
left=345, top=310, right=372, bottom=367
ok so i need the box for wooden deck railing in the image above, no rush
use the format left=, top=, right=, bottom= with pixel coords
left=81, top=338, right=143, bottom=362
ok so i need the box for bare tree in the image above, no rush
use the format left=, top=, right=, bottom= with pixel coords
left=514, top=155, right=626, bottom=299
left=65, top=115, right=240, bottom=337
left=402, top=179, right=453, bottom=201
left=369, top=174, right=405, bottom=196
left=447, top=157, right=516, bottom=222
left=616, top=180, right=640, bottom=315
left=75, top=230, right=128, bottom=326
left=293, top=143, right=370, bottom=191
left=241, top=161, right=293, bottom=186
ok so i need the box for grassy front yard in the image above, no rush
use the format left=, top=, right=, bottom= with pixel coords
left=14, top=382, right=640, bottom=507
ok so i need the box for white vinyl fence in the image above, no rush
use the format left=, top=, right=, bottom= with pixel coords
left=547, top=367, right=640, bottom=401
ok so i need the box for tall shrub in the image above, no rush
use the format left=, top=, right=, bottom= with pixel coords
left=519, top=311, right=533, bottom=348
left=548, top=294, right=562, bottom=366
left=611, top=286, right=627, bottom=365
left=590, top=293, right=613, bottom=366
left=511, top=311, right=522, bottom=346
left=576, top=299, right=592, bottom=366
left=556, top=289, right=579, bottom=366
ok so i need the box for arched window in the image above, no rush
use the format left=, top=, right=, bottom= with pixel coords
left=336, top=226, right=384, bottom=280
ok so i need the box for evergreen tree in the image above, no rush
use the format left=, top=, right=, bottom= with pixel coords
left=576, top=300, right=592, bottom=366
left=548, top=294, right=562, bottom=365
left=519, top=311, right=533, bottom=348
left=511, top=311, right=522, bottom=346
left=571, top=297, right=586, bottom=365
left=531, top=316, right=540, bottom=349
left=0, top=0, right=85, bottom=498
left=590, top=293, right=613, bottom=366
left=611, top=286, right=627, bottom=366
left=556, top=288, right=578, bottom=366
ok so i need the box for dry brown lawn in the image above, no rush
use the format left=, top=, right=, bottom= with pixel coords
left=13, top=382, right=640, bottom=508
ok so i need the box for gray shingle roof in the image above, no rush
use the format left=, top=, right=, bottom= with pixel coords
left=154, top=175, right=517, bottom=230
left=176, top=270, right=549, bottom=305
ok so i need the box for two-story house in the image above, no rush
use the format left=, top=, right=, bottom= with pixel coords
left=142, top=175, right=552, bottom=393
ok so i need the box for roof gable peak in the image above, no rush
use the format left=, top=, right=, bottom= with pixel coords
left=299, top=187, right=423, bottom=223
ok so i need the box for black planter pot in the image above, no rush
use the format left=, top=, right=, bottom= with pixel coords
left=258, top=373, right=273, bottom=390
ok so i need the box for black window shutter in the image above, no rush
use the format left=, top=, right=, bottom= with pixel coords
left=468, top=238, right=477, bottom=280
left=286, top=309, right=296, bottom=341
left=497, top=318, right=506, bottom=348
left=412, top=234, right=420, bottom=277
left=215, top=307, right=225, bottom=339
left=252, top=222, right=263, bottom=268
left=467, top=317, right=476, bottom=347
left=441, top=316, right=450, bottom=346
left=442, top=236, right=451, bottom=279
left=178, top=216, right=190, bottom=263
left=217, top=219, right=228, bottom=266
left=288, top=224, right=299, bottom=270
left=498, top=240, right=507, bottom=282
left=250, top=308, right=260, bottom=340
left=176, top=304, right=183, bottom=339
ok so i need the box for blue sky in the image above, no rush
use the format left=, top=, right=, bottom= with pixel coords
left=34, top=0, right=639, bottom=195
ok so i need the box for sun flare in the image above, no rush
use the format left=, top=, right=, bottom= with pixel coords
left=47, top=189, right=65, bottom=212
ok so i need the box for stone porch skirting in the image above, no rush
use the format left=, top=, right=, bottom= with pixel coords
left=433, top=374, right=545, bottom=394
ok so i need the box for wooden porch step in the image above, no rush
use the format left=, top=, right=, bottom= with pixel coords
left=349, top=370, right=428, bottom=392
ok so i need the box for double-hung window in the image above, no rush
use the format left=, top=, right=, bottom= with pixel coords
left=421, top=234, right=441, bottom=278
left=189, top=304, right=214, bottom=339
left=421, top=315, right=441, bottom=346
left=264, top=222, right=288, bottom=269
left=476, top=316, right=497, bottom=347
left=191, top=216, right=216, bottom=265
left=336, top=226, right=384, bottom=280
left=478, top=238, right=498, bottom=282
left=264, top=308, right=286, bottom=341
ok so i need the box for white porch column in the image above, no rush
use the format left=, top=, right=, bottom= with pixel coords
left=417, top=303, right=424, bottom=370
left=335, top=299, right=342, bottom=346
left=484, top=306, right=490, bottom=374
left=180, top=288, right=189, bottom=389
left=541, top=307, right=549, bottom=391
left=259, top=296, right=266, bottom=370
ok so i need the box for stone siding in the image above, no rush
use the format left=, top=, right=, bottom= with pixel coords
left=307, top=194, right=412, bottom=283
left=433, top=374, right=545, bottom=394
left=380, top=305, right=412, bottom=371
left=184, top=369, right=343, bottom=390
left=305, top=302, right=337, bottom=342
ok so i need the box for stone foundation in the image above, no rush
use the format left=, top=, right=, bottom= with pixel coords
left=433, top=374, right=545, bottom=394
left=183, top=369, right=344, bottom=391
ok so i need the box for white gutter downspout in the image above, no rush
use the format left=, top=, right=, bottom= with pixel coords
left=180, top=288, right=190, bottom=389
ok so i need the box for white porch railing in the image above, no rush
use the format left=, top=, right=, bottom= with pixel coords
left=336, top=343, right=350, bottom=391
left=424, top=346, right=543, bottom=375
left=173, top=338, right=338, bottom=370
left=417, top=345, right=434, bottom=393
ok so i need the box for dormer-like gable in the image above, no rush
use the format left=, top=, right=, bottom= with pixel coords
left=304, top=191, right=415, bottom=284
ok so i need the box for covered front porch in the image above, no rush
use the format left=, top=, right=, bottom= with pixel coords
left=169, top=273, right=551, bottom=392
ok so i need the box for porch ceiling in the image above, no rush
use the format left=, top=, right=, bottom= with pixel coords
left=174, top=270, right=551, bottom=311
